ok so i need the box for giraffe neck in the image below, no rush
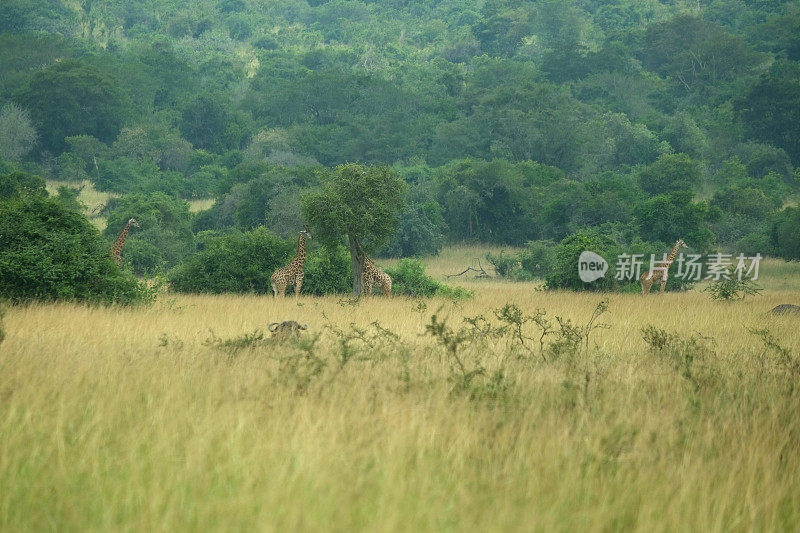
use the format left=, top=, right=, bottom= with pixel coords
left=292, top=233, right=306, bottom=264
left=114, top=223, right=131, bottom=251
left=666, top=241, right=682, bottom=263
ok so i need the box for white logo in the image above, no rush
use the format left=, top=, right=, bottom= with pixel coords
left=578, top=251, right=608, bottom=283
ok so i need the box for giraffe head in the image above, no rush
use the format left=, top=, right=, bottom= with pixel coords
left=128, top=218, right=141, bottom=229
left=676, top=238, right=687, bottom=249
left=301, top=227, right=312, bottom=239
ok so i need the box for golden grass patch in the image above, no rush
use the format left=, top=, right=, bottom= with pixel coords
left=2, top=255, right=800, bottom=531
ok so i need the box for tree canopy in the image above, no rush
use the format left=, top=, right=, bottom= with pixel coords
left=302, top=163, right=406, bottom=294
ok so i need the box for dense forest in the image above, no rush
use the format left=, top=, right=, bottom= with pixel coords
left=1, top=0, right=799, bottom=288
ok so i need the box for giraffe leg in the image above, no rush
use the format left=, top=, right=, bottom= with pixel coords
left=295, top=274, right=303, bottom=298
left=640, top=275, right=650, bottom=295
left=660, top=280, right=667, bottom=294
left=363, top=278, right=373, bottom=298
left=382, top=277, right=392, bottom=298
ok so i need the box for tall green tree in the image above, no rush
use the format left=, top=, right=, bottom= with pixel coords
left=736, top=61, right=800, bottom=164
left=13, top=59, right=131, bottom=154
left=301, top=164, right=406, bottom=295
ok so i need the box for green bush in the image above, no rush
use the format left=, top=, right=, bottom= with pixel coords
left=103, top=192, right=195, bottom=276
left=485, top=250, right=521, bottom=278
left=637, top=153, right=702, bottom=195
left=704, top=272, right=762, bottom=301
left=518, top=240, right=557, bottom=279
left=382, top=201, right=447, bottom=258
left=769, top=206, right=800, bottom=260
left=0, top=195, right=152, bottom=304
left=386, top=258, right=471, bottom=299
left=710, top=186, right=774, bottom=220
left=0, top=171, right=46, bottom=199
left=169, top=228, right=293, bottom=293
left=546, top=229, right=620, bottom=291
left=302, top=245, right=353, bottom=295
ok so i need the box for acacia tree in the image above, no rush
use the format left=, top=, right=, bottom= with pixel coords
left=301, top=164, right=406, bottom=295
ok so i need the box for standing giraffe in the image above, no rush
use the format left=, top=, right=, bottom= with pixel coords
left=361, top=254, right=392, bottom=298
left=271, top=229, right=311, bottom=297
left=640, top=238, right=688, bottom=295
left=110, top=218, right=140, bottom=266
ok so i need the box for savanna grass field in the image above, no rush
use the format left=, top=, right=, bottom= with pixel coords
left=2, top=247, right=800, bottom=531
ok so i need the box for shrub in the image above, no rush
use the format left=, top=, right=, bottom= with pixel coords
left=546, top=229, right=620, bottom=291
left=302, top=245, right=353, bottom=295
left=637, top=153, right=702, bottom=195
left=0, top=195, right=152, bottom=304
left=704, top=273, right=762, bottom=301
left=169, top=228, right=293, bottom=293
left=386, top=258, right=471, bottom=299
left=382, top=201, right=446, bottom=258
left=710, top=187, right=774, bottom=220
left=633, top=191, right=717, bottom=252
left=736, top=231, right=772, bottom=256
left=485, top=250, right=521, bottom=278
left=103, top=192, right=195, bottom=275
left=518, top=240, right=557, bottom=279
left=769, top=206, right=800, bottom=260
left=0, top=171, right=45, bottom=199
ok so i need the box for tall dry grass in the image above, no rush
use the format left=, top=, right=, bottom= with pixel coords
left=2, top=255, right=800, bottom=531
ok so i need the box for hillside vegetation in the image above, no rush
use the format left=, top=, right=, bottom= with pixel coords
left=1, top=0, right=799, bottom=278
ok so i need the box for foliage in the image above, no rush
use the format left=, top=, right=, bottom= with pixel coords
left=386, top=258, right=471, bottom=299
left=302, top=245, right=353, bottom=296
left=704, top=272, right=763, bottom=301
left=0, top=171, right=46, bottom=199
left=518, top=240, right=557, bottom=280
left=12, top=59, right=131, bottom=154
left=434, top=159, right=561, bottom=244
left=769, top=206, right=800, bottom=260
left=736, top=60, right=800, bottom=164
left=302, top=164, right=406, bottom=251
left=546, top=229, right=619, bottom=291
left=637, top=153, right=702, bottom=196
left=710, top=186, right=774, bottom=220
left=485, top=250, right=521, bottom=278
left=381, top=200, right=447, bottom=258
left=1, top=0, right=799, bottom=259
left=0, top=194, right=152, bottom=304
left=179, top=93, right=248, bottom=153
left=302, top=163, right=406, bottom=295
left=168, top=227, right=293, bottom=294
left=0, top=102, right=37, bottom=162
left=641, top=326, right=715, bottom=388
left=633, top=191, right=717, bottom=252
left=102, top=192, right=195, bottom=275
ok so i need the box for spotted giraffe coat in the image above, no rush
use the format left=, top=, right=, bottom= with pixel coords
left=271, top=230, right=310, bottom=297
left=640, top=238, right=687, bottom=295
left=362, top=255, right=392, bottom=297
left=110, top=218, right=139, bottom=266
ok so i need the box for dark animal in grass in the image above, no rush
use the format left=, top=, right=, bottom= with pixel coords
left=769, top=304, right=800, bottom=315
left=268, top=321, right=308, bottom=339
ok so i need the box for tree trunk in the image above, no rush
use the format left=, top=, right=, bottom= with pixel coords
left=348, top=234, right=365, bottom=296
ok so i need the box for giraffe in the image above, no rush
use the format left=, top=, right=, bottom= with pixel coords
left=640, top=238, right=688, bottom=295
left=271, top=229, right=311, bottom=297
left=361, top=254, right=392, bottom=298
left=110, top=218, right=140, bottom=266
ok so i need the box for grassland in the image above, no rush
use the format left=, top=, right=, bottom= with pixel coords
left=2, top=251, right=799, bottom=531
